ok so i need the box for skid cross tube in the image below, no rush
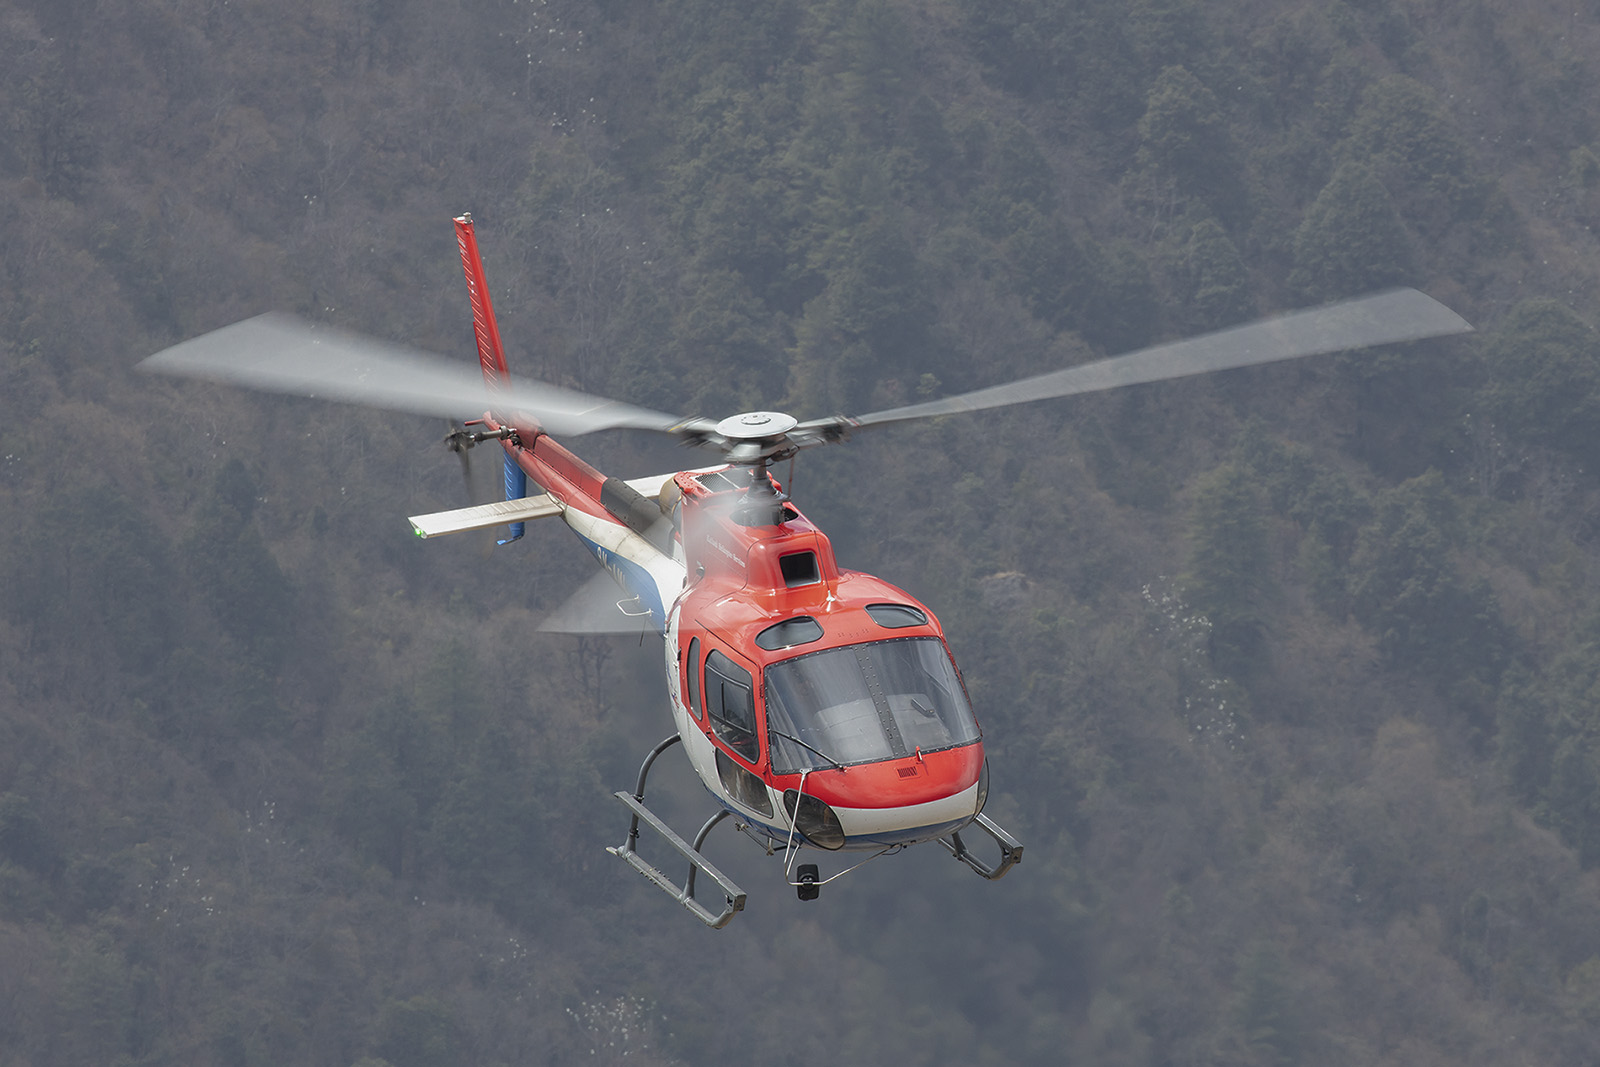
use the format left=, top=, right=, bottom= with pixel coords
left=607, top=734, right=747, bottom=928
left=940, top=812, right=1024, bottom=880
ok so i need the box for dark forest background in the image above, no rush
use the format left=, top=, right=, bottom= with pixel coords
left=6, top=0, right=1600, bottom=1063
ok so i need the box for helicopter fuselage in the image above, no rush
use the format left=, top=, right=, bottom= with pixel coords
left=139, top=214, right=1470, bottom=925
left=494, top=416, right=988, bottom=854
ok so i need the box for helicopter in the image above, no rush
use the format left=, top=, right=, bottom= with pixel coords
left=141, top=214, right=1472, bottom=928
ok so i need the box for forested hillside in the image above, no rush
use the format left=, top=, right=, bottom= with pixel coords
left=6, top=0, right=1600, bottom=1063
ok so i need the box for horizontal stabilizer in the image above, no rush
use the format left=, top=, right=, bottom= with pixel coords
left=409, top=494, right=563, bottom=538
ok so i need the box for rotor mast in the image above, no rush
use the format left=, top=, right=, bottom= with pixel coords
left=713, top=411, right=800, bottom=526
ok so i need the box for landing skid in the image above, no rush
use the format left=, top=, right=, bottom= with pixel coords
left=607, top=735, right=747, bottom=929
left=608, top=737, right=1022, bottom=926
left=941, top=812, right=1024, bottom=880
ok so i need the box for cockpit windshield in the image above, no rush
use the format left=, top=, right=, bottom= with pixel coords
left=764, top=637, right=981, bottom=773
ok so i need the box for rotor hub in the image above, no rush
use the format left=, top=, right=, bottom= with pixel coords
left=715, top=411, right=798, bottom=441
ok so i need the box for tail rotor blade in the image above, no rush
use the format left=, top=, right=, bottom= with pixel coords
left=445, top=420, right=477, bottom=499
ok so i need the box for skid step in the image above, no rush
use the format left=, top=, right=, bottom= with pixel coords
left=608, top=792, right=747, bottom=929
left=940, top=812, right=1023, bottom=880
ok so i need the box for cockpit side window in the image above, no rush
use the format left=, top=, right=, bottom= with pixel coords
left=685, top=637, right=702, bottom=720
left=705, top=649, right=759, bottom=763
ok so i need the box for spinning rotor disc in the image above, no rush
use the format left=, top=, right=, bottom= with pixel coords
left=140, top=289, right=1472, bottom=468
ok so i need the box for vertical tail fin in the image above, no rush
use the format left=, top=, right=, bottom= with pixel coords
left=453, top=213, right=528, bottom=544
left=454, top=213, right=512, bottom=387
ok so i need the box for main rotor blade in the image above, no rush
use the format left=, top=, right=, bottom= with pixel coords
left=139, top=313, right=685, bottom=437
left=845, top=288, right=1472, bottom=431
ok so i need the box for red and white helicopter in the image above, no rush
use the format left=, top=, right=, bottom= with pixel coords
left=142, top=215, right=1471, bottom=927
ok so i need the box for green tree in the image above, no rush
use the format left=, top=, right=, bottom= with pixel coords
left=1125, top=0, right=1210, bottom=74
left=1348, top=472, right=1508, bottom=696
left=0, top=793, right=54, bottom=875
left=1230, top=941, right=1303, bottom=1066
left=1185, top=461, right=1273, bottom=676
left=1544, top=737, right=1600, bottom=868
left=58, top=931, right=140, bottom=1064
left=329, top=718, right=420, bottom=877
left=4, top=482, right=177, bottom=674
left=654, top=0, right=802, bottom=98
left=959, top=0, right=1079, bottom=96
left=663, top=85, right=797, bottom=299
left=790, top=150, right=934, bottom=398
left=1137, top=66, right=1228, bottom=186
left=1496, top=615, right=1600, bottom=866
left=1337, top=75, right=1486, bottom=233
left=1090, top=241, right=1162, bottom=353
left=182, top=459, right=296, bottom=676
left=1234, top=424, right=1371, bottom=555
left=820, top=207, right=928, bottom=362
left=17, top=48, right=94, bottom=197
left=957, top=0, right=1144, bottom=127
left=424, top=722, right=541, bottom=908
left=1135, top=65, right=1245, bottom=221
left=1000, top=203, right=1098, bottom=332
left=825, top=0, right=916, bottom=145
left=1496, top=666, right=1556, bottom=805
left=665, top=269, right=788, bottom=414
left=984, top=120, right=1057, bottom=220
left=1233, top=425, right=1373, bottom=614
left=328, top=651, right=467, bottom=876
left=1176, top=217, right=1252, bottom=331
left=1291, top=161, right=1412, bottom=299
left=1477, top=298, right=1600, bottom=470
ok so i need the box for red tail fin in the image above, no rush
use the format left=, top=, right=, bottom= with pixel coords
left=454, top=213, right=511, bottom=387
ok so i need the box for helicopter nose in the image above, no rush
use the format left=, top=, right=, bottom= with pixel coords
left=801, top=743, right=984, bottom=810
left=791, top=743, right=985, bottom=846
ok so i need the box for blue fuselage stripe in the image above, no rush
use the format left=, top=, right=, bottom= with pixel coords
left=575, top=532, right=667, bottom=630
